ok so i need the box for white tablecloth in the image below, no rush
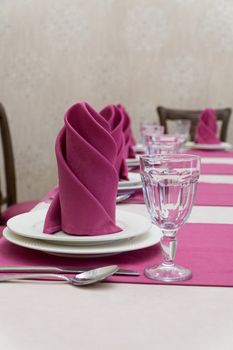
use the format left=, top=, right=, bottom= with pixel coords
left=1, top=172, right=233, bottom=350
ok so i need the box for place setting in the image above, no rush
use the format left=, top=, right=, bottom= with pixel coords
left=1, top=102, right=161, bottom=277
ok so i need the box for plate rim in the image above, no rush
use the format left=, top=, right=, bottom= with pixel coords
left=118, top=172, right=142, bottom=190
left=117, top=183, right=142, bottom=191
left=7, top=208, right=150, bottom=244
left=126, top=156, right=140, bottom=166
left=118, top=172, right=141, bottom=187
left=185, top=141, right=232, bottom=150
left=3, top=226, right=161, bottom=256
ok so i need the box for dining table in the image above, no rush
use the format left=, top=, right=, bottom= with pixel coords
left=1, top=148, right=233, bottom=350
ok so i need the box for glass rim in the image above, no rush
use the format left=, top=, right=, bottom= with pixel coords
left=146, top=140, right=178, bottom=145
left=140, top=120, right=159, bottom=125
left=139, top=153, right=201, bottom=162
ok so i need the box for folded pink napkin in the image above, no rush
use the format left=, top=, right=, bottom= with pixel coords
left=117, top=104, right=136, bottom=158
left=43, top=102, right=122, bottom=236
left=195, top=108, right=220, bottom=144
left=100, top=104, right=128, bottom=180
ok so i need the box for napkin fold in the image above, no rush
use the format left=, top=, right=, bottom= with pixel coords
left=43, top=102, right=122, bottom=236
left=195, top=108, right=220, bottom=144
left=100, top=104, right=128, bottom=180
left=117, top=104, right=136, bottom=158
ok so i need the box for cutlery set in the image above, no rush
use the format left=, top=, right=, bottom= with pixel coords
left=0, top=265, right=139, bottom=276
left=0, top=265, right=139, bottom=285
left=0, top=266, right=120, bottom=286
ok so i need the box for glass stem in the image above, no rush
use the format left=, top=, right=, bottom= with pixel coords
left=160, top=231, right=177, bottom=267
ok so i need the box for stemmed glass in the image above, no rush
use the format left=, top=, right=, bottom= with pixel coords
left=174, top=120, right=191, bottom=149
left=140, top=154, right=200, bottom=282
left=140, top=121, right=164, bottom=146
left=144, top=134, right=179, bottom=156
left=146, top=141, right=178, bottom=156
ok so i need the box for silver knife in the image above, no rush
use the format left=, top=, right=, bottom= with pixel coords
left=0, top=266, right=140, bottom=276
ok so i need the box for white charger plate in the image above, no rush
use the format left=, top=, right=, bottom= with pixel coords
left=7, top=208, right=150, bottom=245
left=185, top=141, right=232, bottom=151
left=118, top=172, right=142, bottom=190
left=3, top=226, right=161, bottom=258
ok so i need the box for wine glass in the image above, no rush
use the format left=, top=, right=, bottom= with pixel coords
left=140, top=154, right=200, bottom=282
left=140, top=122, right=164, bottom=146
left=144, top=134, right=179, bottom=155
left=174, top=120, right=191, bottom=149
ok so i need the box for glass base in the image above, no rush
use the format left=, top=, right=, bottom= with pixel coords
left=144, top=263, right=192, bottom=282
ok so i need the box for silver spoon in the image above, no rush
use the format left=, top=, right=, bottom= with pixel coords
left=0, top=265, right=119, bottom=286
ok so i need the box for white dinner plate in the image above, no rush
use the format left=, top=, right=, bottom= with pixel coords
left=3, top=226, right=161, bottom=258
left=133, top=144, right=145, bottom=153
left=185, top=141, right=232, bottom=151
left=118, top=172, right=142, bottom=191
left=126, top=155, right=140, bottom=167
left=7, top=208, right=150, bottom=245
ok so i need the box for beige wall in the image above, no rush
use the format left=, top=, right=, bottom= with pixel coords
left=1, top=0, right=233, bottom=201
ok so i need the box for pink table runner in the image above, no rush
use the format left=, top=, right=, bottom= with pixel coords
left=187, top=149, right=233, bottom=175
left=132, top=163, right=233, bottom=176
left=187, top=150, right=233, bottom=158
left=195, top=183, right=233, bottom=206
left=201, top=163, right=233, bottom=175
left=0, top=223, right=233, bottom=286
left=124, top=182, right=233, bottom=206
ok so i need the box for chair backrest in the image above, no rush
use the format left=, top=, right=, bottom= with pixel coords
left=0, top=103, right=17, bottom=213
left=157, top=106, right=232, bottom=142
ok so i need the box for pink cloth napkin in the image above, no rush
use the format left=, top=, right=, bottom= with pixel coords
left=43, top=101, right=122, bottom=236
left=0, top=226, right=5, bottom=238
left=1, top=222, right=233, bottom=286
left=117, top=104, right=136, bottom=159
left=100, top=104, right=128, bottom=180
left=195, top=108, right=220, bottom=144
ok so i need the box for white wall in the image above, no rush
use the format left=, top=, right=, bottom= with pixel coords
left=1, top=0, right=233, bottom=200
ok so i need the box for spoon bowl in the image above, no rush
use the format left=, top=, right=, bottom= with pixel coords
left=70, top=265, right=119, bottom=285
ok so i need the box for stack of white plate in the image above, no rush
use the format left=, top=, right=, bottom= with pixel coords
left=3, top=207, right=161, bottom=258
left=126, top=156, right=140, bottom=168
left=118, top=172, right=142, bottom=191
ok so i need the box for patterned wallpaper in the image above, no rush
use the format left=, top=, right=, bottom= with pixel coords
left=1, top=0, right=233, bottom=200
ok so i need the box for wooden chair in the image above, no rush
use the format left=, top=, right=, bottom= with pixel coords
left=157, top=106, right=232, bottom=141
left=0, top=103, right=17, bottom=212
left=0, top=103, right=38, bottom=223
